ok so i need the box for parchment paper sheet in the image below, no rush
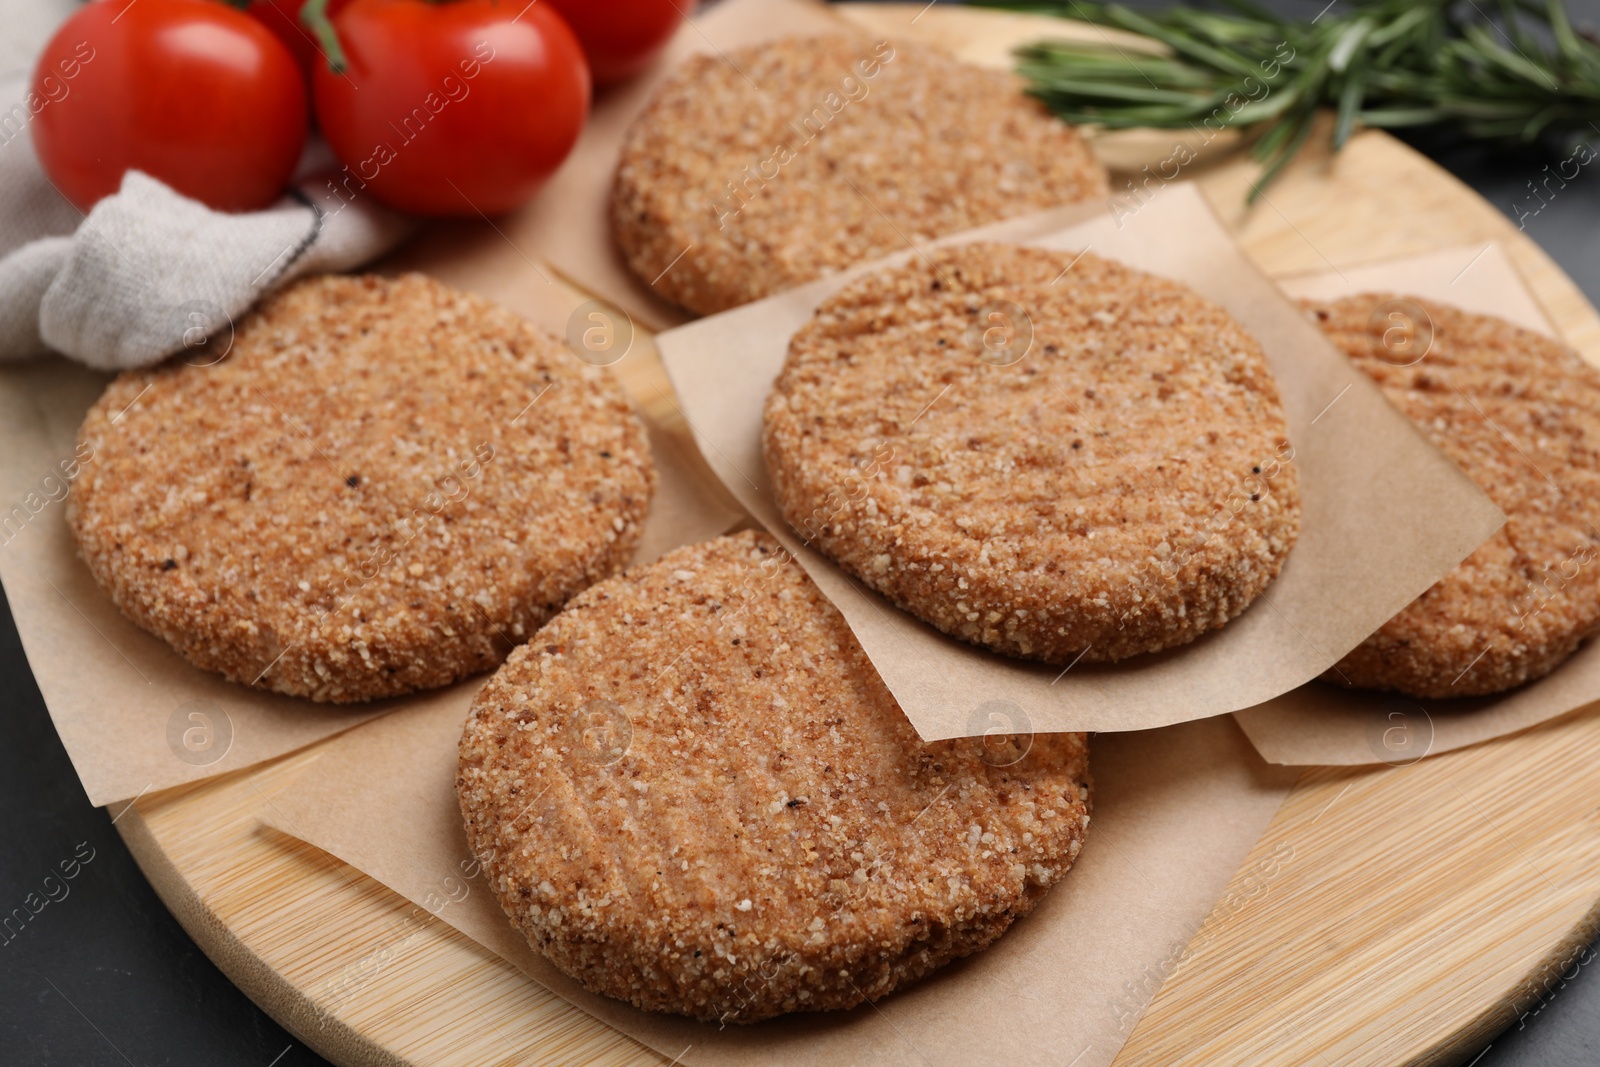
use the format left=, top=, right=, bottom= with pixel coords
left=0, top=245, right=741, bottom=808
left=261, top=697, right=1297, bottom=1067
left=656, top=183, right=1505, bottom=740
left=1236, top=243, right=1600, bottom=766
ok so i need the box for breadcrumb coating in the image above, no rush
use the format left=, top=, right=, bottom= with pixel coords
left=764, top=244, right=1301, bottom=664
left=458, top=531, right=1091, bottom=1022
left=613, top=35, right=1108, bottom=315
left=1308, top=294, right=1600, bottom=697
left=69, top=274, right=655, bottom=702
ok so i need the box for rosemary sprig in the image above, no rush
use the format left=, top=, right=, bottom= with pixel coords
left=970, top=0, right=1600, bottom=198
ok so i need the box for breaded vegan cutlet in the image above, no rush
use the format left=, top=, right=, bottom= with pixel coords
left=764, top=244, right=1301, bottom=664
left=458, top=531, right=1092, bottom=1022
left=70, top=273, right=656, bottom=702
left=613, top=35, right=1108, bottom=315
left=1307, top=294, right=1600, bottom=697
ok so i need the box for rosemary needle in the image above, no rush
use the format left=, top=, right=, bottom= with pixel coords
left=971, top=0, right=1600, bottom=198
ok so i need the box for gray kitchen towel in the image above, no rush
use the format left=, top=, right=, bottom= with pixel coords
left=0, top=3, right=412, bottom=370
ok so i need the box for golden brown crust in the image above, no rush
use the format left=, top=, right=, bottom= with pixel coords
left=69, top=273, right=656, bottom=703
left=1308, top=294, right=1600, bottom=697
left=457, top=531, right=1091, bottom=1022
left=612, top=35, right=1108, bottom=315
left=763, top=244, right=1301, bottom=664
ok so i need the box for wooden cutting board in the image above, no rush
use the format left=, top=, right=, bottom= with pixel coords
left=111, top=5, right=1600, bottom=1066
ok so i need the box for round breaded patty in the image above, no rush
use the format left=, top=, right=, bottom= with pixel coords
left=763, top=244, right=1301, bottom=665
left=1307, top=294, right=1600, bottom=697
left=69, top=273, right=655, bottom=703
left=612, top=35, right=1107, bottom=315
left=457, top=531, right=1091, bottom=1023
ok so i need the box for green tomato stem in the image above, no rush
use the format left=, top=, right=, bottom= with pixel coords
left=301, top=0, right=349, bottom=75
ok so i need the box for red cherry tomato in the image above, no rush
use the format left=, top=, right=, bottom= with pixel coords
left=313, top=0, right=589, bottom=217
left=245, top=0, right=351, bottom=79
left=546, top=0, right=691, bottom=87
left=30, top=0, right=307, bottom=213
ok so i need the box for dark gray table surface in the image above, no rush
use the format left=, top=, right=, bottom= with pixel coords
left=5, top=1, right=1600, bottom=1064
